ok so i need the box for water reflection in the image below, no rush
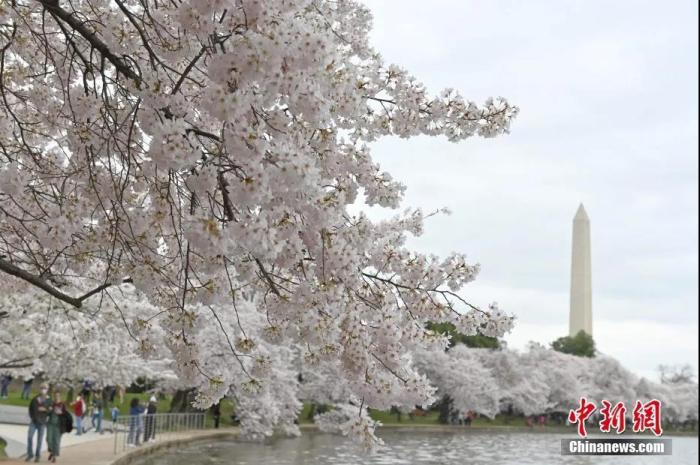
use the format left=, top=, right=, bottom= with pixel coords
left=138, top=430, right=698, bottom=465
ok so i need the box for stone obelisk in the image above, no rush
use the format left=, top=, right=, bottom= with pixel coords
left=569, top=204, right=592, bottom=336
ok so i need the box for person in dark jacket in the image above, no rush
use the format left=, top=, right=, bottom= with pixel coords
left=144, top=396, right=158, bottom=442
left=0, top=373, right=13, bottom=398
left=80, top=379, right=92, bottom=404
left=26, top=383, right=51, bottom=462
left=91, top=394, right=103, bottom=434
left=47, top=392, right=67, bottom=462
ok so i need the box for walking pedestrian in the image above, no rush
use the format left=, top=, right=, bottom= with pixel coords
left=91, top=394, right=103, bottom=434
left=47, top=392, right=68, bottom=463
left=26, top=383, right=51, bottom=462
left=71, top=394, right=86, bottom=435
left=110, top=405, right=120, bottom=433
left=21, top=377, right=34, bottom=400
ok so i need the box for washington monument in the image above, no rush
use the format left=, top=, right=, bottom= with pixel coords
left=569, top=204, right=592, bottom=336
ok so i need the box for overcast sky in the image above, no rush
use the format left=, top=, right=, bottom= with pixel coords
left=361, top=0, right=698, bottom=381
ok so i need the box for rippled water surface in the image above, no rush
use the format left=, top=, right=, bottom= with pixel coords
left=138, top=431, right=698, bottom=465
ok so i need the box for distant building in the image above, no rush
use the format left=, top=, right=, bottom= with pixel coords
left=569, top=204, right=592, bottom=337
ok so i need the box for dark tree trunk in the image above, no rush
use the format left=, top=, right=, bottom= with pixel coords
left=169, top=388, right=198, bottom=412
left=437, top=395, right=453, bottom=424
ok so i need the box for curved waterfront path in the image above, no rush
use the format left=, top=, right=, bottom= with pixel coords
left=1, top=404, right=238, bottom=465
left=0, top=428, right=238, bottom=465
left=0, top=404, right=121, bottom=459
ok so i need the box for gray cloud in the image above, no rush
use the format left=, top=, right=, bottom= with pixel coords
left=362, top=0, right=698, bottom=379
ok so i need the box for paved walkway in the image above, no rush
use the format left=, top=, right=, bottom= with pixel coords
left=1, top=429, right=236, bottom=465
left=1, top=405, right=122, bottom=459
left=0, top=405, right=29, bottom=426
left=1, top=424, right=115, bottom=458
left=1, top=405, right=31, bottom=457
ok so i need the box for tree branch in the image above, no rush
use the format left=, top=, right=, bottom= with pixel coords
left=37, top=0, right=141, bottom=83
left=0, top=257, right=131, bottom=308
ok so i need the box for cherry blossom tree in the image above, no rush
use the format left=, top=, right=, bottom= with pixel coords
left=413, top=346, right=500, bottom=419
left=519, top=343, right=589, bottom=415
left=587, top=355, right=638, bottom=409
left=0, top=0, right=518, bottom=446
left=666, top=382, right=698, bottom=426
left=0, top=298, right=42, bottom=371
left=477, top=348, right=550, bottom=417
left=410, top=342, right=698, bottom=428
left=0, top=281, right=178, bottom=387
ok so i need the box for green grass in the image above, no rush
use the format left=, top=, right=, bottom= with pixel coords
left=0, top=390, right=30, bottom=407
left=369, top=409, right=441, bottom=425
left=0, top=436, right=6, bottom=458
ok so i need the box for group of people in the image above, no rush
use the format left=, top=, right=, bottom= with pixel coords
left=127, top=396, right=159, bottom=447
left=448, top=410, right=477, bottom=425
left=26, top=383, right=71, bottom=463
left=525, top=415, right=548, bottom=427
left=0, top=374, right=35, bottom=400
left=70, top=392, right=107, bottom=436
left=23, top=381, right=159, bottom=462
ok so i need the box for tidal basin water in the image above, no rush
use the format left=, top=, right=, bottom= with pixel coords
left=138, top=430, right=698, bottom=465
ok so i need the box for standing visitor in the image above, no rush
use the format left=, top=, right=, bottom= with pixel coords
left=127, top=398, right=144, bottom=447
left=47, top=392, right=68, bottom=463
left=117, top=385, right=125, bottom=405
left=21, top=377, right=34, bottom=400
left=80, top=380, right=92, bottom=404
left=91, top=393, right=103, bottom=434
left=0, top=373, right=12, bottom=398
left=26, top=383, right=51, bottom=462
left=144, top=396, right=158, bottom=443
left=71, top=394, right=86, bottom=435
left=110, top=405, right=120, bottom=433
